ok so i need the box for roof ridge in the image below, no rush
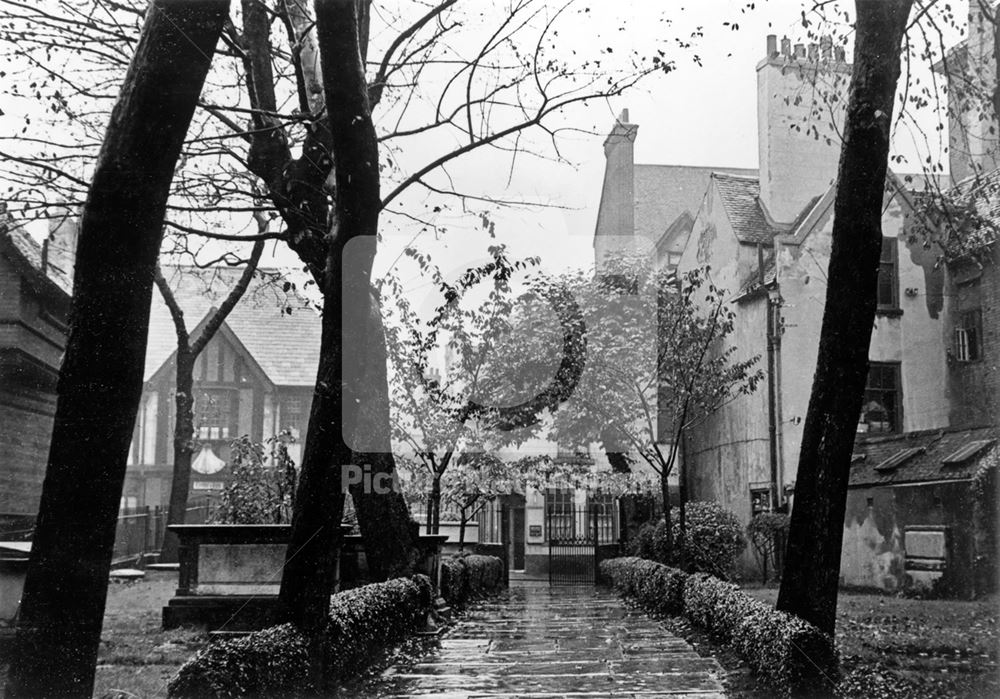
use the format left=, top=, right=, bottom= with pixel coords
left=711, top=171, right=759, bottom=181
left=634, top=162, right=756, bottom=172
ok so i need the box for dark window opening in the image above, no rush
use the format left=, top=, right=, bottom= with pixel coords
left=196, top=389, right=234, bottom=441
left=954, top=309, right=983, bottom=362
left=545, top=488, right=575, bottom=540
left=750, top=487, right=772, bottom=516
left=860, top=362, right=902, bottom=434
left=283, top=398, right=304, bottom=440
left=877, top=237, right=899, bottom=310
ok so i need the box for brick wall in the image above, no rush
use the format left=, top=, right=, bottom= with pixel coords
left=946, top=246, right=999, bottom=426
left=0, top=389, right=56, bottom=514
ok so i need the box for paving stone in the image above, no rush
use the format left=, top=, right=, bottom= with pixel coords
left=360, top=586, right=726, bottom=698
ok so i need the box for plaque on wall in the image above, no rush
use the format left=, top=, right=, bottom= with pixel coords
left=528, top=525, right=542, bottom=538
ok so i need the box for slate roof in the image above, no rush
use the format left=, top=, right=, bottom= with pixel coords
left=711, top=173, right=783, bottom=245
left=0, top=210, right=71, bottom=297
left=949, top=168, right=1000, bottom=227
left=632, top=164, right=757, bottom=245
left=849, top=425, right=997, bottom=487
left=144, top=266, right=321, bottom=386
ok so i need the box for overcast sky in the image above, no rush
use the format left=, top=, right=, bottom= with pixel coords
left=371, top=0, right=960, bottom=307
left=8, top=1, right=962, bottom=302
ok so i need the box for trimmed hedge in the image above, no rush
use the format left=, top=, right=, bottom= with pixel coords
left=168, top=575, right=433, bottom=698
left=440, top=554, right=504, bottom=606
left=601, top=556, right=686, bottom=615
left=601, top=557, right=837, bottom=695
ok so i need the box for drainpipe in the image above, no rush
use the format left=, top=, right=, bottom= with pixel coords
left=759, top=243, right=782, bottom=510
left=768, top=288, right=785, bottom=508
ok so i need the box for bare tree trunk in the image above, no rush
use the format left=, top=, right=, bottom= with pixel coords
left=348, top=291, right=418, bottom=580
left=776, top=0, right=913, bottom=637
left=660, top=472, right=673, bottom=558
left=161, top=350, right=195, bottom=562
left=428, top=474, right=443, bottom=535
left=280, top=0, right=416, bottom=640
left=5, top=2, right=228, bottom=696
left=157, top=241, right=263, bottom=563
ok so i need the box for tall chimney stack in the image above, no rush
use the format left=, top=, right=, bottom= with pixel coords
left=757, top=35, right=851, bottom=223
left=46, top=206, right=79, bottom=285
left=595, top=109, right=639, bottom=270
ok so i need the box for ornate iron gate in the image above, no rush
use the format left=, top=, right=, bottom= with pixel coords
left=547, top=503, right=617, bottom=584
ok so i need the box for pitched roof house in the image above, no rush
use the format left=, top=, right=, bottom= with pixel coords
left=124, top=266, right=321, bottom=510
left=593, top=24, right=997, bottom=594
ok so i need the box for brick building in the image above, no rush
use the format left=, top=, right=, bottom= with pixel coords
left=0, top=207, right=72, bottom=518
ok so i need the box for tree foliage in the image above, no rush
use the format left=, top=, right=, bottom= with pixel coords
left=489, top=256, right=762, bottom=526
left=627, top=501, right=746, bottom=580
left=212, top=434, right=298, bottom=525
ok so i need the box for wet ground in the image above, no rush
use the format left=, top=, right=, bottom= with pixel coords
left=362, top=584, right=726, bottom=698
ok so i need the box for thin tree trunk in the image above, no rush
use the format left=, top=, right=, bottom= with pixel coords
left=160, top=351, right=195, bottom=562
left=458, top=510, right=468, bottom=551
left=660, top=471, right=673, bottom=558
left=6, top=2, right=228, bottom=696
left=429, top=474, right=442, bottom=535
left=776, top=0, right=913, bottom=637
left=677, top=435, right=688, bottom=570
left=156, top=241, right=263, bottom=563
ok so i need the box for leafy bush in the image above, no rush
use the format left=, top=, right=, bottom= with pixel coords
left=683, top=573, right=836, bottom=694
left=212, top=435, right=297, bottom=525
left=673, top=502, right=745, bottom=578
left=626, top=501, right=746, bottom=579
left=168, top=575, right=433, bottom=698
left=440, top=554, right=504, bottom=606
left=601, top=557, right=837, bottom=696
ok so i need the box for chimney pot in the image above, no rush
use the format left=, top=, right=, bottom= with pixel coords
left=781, top=36, right=792, bottom=57
left=766, top=34, right=778, bottom=57
left=834, top=46, right=846, bottom=63
left=620, top=108, right=629, bottom=123
left=794, top=43, right=806, bottom=59
left=808, top=43, right=819, bottom=62
left=820, top=35, right=833, bottom=60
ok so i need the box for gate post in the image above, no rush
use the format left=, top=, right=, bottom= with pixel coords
left=500, top=504, right=511, bottom=585
left=592, top=505, right=599, bottom=585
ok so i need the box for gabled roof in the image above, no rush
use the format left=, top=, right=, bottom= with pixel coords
left=850, top=425, right=997, bottom=487
left=147, top=313, right=275, bottom=392
left=144, top=266, right=321, bottom=386
left=711, top=173, right=782, bottom=245
left=0, top=211, right=71, bottom=299
left=633, top=164, right=756, bottom=244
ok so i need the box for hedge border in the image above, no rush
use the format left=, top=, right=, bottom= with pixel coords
left=168, top=575, right=433, bottom=698
left=601, top=557, right=837, bottom=695
left=440, top=553, right=505, bottom=606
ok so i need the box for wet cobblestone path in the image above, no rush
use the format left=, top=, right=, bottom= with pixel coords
left=365, top=585, right=726, bottom=698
